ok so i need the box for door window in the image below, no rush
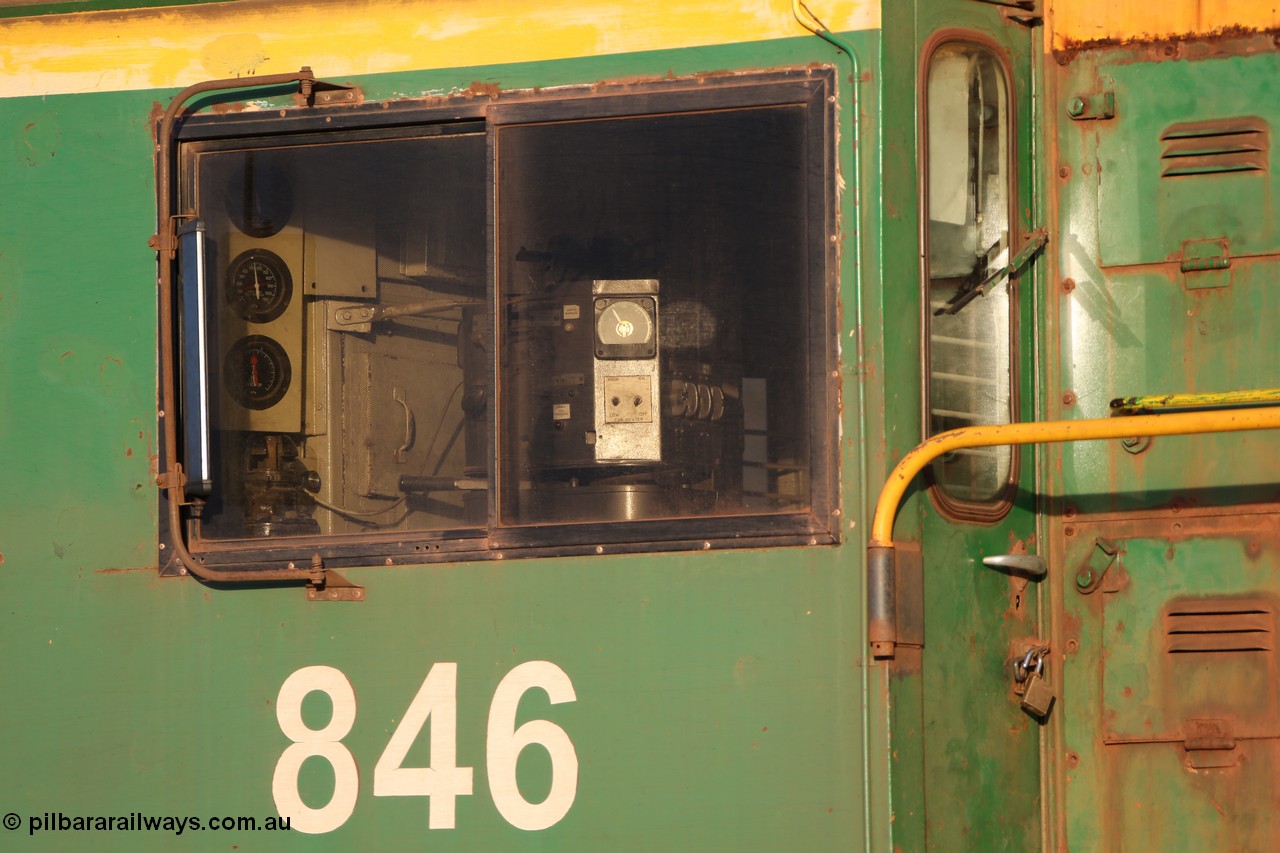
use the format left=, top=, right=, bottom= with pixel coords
left=923, top=42, right=1016, bottom=512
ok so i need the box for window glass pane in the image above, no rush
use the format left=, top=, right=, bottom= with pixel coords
left=925, top=44, right=1013, bottom=504
left=497, top=105, right=813, bottom=524
left=188, top=131, right=487, bottom=540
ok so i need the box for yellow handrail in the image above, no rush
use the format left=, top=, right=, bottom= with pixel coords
left=868, top=404, right=1280, bottom=658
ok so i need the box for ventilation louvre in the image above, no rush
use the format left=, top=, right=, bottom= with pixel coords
left=1160, top=118, right=1269, bottom=178
left=1165, top=598, right=1275, bottom=653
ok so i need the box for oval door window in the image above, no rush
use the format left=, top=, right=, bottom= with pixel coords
left=923, top=41, right=1016, bottom=511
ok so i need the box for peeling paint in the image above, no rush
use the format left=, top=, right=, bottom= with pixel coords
left=1053, top=1, right=1280, bottom=50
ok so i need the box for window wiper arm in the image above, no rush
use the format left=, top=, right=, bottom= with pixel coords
left=934, top=228, right=1047, bottom=316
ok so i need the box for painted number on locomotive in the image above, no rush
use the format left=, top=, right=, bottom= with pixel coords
left=272, top=661, right=578, bottom=834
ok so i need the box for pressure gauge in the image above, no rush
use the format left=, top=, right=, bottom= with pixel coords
left=594, top=296, right=657, bottom=359
left=226, top=249, right=293, bottom=323
left=224, top=335, right=292, bottom=410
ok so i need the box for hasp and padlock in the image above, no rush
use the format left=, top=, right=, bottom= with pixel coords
left=1013, top=646, right=1056, bottom=718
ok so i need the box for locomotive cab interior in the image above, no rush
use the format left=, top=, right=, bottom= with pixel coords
left=185, top=129, right=488, bottom=539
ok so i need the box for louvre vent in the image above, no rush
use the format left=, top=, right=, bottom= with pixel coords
left=1160, top=118, right=1269, bottom=178
left=1165, top=598, right=1275, bottom=653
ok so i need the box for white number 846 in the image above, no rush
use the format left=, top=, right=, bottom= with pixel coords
left=272, top=661, right=578, bottom=834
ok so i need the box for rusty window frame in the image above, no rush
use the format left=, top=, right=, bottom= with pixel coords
left=918, top=32, right=1021, bottom=523
left=160, top=68, right=840, bottom=573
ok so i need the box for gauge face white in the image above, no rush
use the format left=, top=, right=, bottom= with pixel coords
left=594, top=298, right=656, bottom=359
left=227, top=249, right=292, bottom=323
left=596, top=300, right=653, bottom=345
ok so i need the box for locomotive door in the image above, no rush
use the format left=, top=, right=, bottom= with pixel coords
left=1052, top=44, right=1280, bottom=851
left=905, top=2, right=1045, bottom=847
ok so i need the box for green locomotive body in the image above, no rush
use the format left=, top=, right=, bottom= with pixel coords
left=3, top=1, right=1279, bottom=849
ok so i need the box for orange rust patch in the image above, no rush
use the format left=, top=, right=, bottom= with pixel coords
left=1062, top=607, right=1083, bottom=639
left=463, top=81, right=501, bottom=98
left=210, top=101, right=252, bottom=114
left=1055, top=26, right=1280, bottom=64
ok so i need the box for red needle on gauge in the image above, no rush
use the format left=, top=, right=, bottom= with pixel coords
left=250, top=353, right=260, bottom=387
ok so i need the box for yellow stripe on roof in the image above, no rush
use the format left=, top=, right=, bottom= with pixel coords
left=0, top=0, right=878, bottom=98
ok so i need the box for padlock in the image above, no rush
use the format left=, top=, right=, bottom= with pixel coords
left=1021, top=667, right=1056, bottom=718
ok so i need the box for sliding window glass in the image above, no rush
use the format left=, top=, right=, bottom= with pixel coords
left=496, top=98, right=825, bottom=526
left=167, top=70, right=837, bottom=568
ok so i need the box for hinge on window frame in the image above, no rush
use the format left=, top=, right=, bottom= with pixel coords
left=306, top=571, right=366, bottom=602
left=971, top=0, right=1043, bottom=25
left=303, top=73, right=362, bottom=107
left=1008, top=227, right=1048, bottom=276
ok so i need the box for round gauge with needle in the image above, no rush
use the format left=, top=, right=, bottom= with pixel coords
left=224, top=335, right=291, bottom=410
left=227, top=249, right=292, bottom=323
left=594, top=297, right=656, bottom=358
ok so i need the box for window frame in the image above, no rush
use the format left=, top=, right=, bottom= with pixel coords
left=160, top=68, right=841, bottom=573
left=918, top=31, right=1022, bottom=523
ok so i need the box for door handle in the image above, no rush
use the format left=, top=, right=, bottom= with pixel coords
left=982, top=553, right=1048, bottom=580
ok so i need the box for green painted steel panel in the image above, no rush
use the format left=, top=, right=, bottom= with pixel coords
left=1056, top=260, right=1280, bottom=514
left=1096, top=53, right=1280, bottom=267
left=1056, top=44, right=1280, bottom=515
left=0, top=34, right=879, bottom=851
left=1062, top=527, right=1280, bottom=850
left=2, top=553, right=864, bottom=850
left=1053, top=35, right=1280, bottom=853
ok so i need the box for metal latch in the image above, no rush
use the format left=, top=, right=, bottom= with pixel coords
left=1066, top=91, right=1116, bottom=121
left=330, top=298, right=479, bottom=333
left=1180, top=238, right=1232, bottom=290
left=1074, top=537, right=1119, bottom=595
left=1183, top=719, right=1237, bottom=769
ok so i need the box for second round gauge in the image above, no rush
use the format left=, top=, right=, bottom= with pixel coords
left=224, top=335, right=292, bottom=410
left=227, top=248, right=293, bottom=323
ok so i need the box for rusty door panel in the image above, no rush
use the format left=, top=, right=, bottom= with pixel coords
left=1047, top=27, right=1280, bottom=853
left=1101, top=741, right=1280, bottom=851
left=1091, top=51, right=1280, bottom=267
left=1061, top=511, right=1280, bottom=849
